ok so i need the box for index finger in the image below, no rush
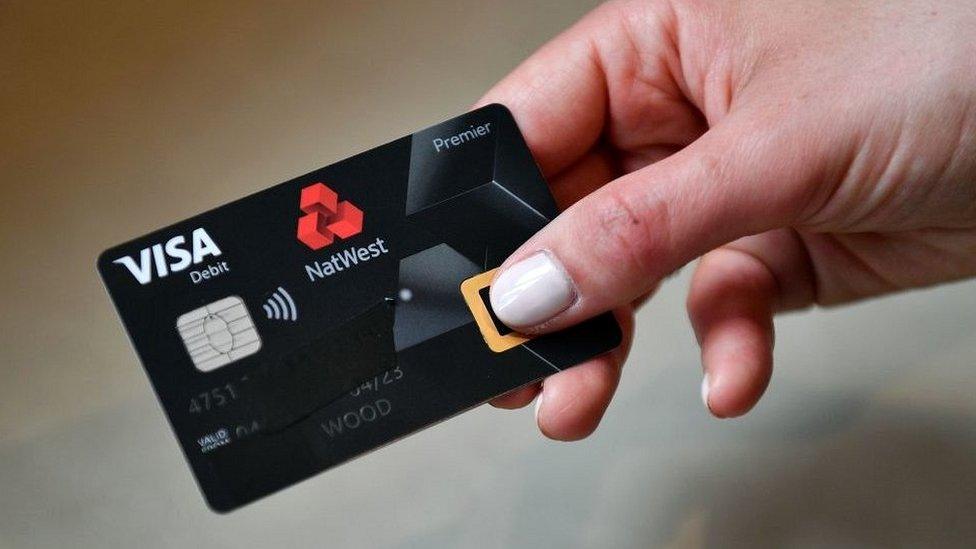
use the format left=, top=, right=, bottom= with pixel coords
left=474, top=9, right=609, bottom=177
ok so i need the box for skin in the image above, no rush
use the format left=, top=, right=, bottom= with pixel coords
left=476, top=0, right=976, bottom=440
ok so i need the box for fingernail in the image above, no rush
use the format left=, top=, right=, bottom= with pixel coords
left=490, top=251, right=576, bottom=328
left=534, top=391, right=544, bottom=423
left=701, top=373, right=712, bottom=413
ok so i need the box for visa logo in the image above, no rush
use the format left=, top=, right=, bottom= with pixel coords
left=113, top=228, right=222, bottom=285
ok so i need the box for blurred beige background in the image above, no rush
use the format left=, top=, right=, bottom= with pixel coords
left=2, top=1, right=975, bottom=548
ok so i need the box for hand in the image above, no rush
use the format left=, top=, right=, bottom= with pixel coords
left=478, top=0, right=976, bottom=437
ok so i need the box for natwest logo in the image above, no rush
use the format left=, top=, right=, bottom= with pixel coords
left=296, top=182, right=364, bottom=250
left=113, top=228, right=222, bottom=285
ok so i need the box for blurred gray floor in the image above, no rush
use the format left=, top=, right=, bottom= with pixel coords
left=1, top=2, right=974, bottom=548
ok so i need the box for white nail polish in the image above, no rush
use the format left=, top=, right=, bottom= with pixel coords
left=701, top=373, right=711, bottom=412
left=490, top=251, right=576, bottom=328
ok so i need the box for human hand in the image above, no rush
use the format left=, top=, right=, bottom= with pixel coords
left=478, top=0, right=976, bottom=438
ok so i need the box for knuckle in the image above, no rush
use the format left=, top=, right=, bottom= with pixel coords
left=589, top=185, right=671, bottom=279
left=689, top=150, right=729, bottom=188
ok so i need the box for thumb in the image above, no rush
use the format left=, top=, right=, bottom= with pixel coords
left=489, top=113, right=818, bottom=331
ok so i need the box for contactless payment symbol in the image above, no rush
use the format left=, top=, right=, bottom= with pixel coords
left=176, top=296, right=262, bottom=372
left=297, top=182, right=364, bottom=250
left=262, top=286, right=298, bottom=322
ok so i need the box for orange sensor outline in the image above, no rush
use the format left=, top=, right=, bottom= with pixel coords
left=460, top=268, right=531, bottom=353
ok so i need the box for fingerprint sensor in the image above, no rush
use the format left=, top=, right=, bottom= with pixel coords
left=477, top=286, right=513, bottom=336
left=460, top=269, right=530, bottom=353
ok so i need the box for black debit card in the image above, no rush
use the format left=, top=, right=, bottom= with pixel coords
left=97, top=104, right=622, bottom=512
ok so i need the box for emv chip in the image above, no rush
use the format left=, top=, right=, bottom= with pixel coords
left=176, top=296, right=262, bottom=372
left=460, top=269, right=531, bottom=353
